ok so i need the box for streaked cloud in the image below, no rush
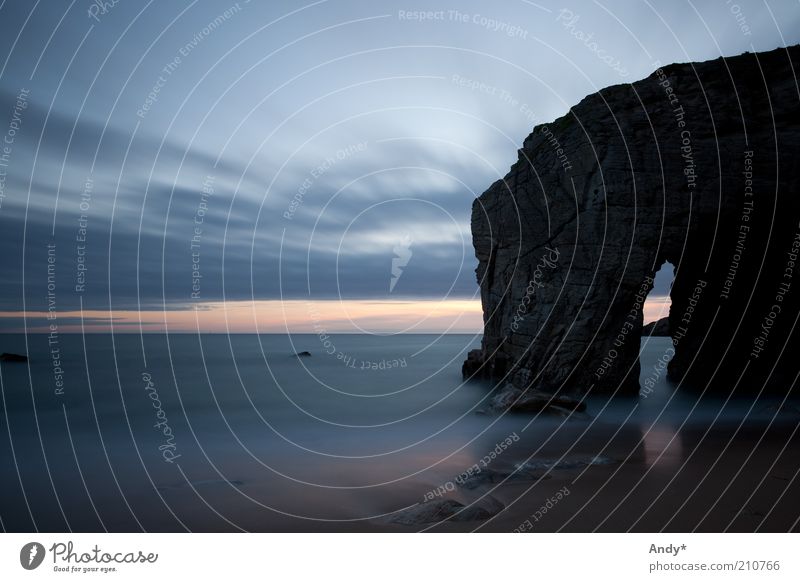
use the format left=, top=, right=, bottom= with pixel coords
left=0, top=0, right=796, bottom=331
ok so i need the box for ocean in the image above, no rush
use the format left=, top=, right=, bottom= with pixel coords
left=1, top=334, right=797, bottom=532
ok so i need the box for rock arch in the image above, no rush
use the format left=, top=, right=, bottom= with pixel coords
left=464, top=46, right=800, bottom=397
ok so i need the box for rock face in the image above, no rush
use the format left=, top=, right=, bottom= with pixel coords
left=642, top=317, right=670, bottom=337
left=466, top=46, right=800, bottom=396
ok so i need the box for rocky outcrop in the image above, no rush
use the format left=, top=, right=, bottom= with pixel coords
left=389, top=496, right=504, bottom=525
left=642, top=317, right=670, bottom=337
left=488, top=385, right=587, bottom=415
left=466, top=46, right=800, bottom=396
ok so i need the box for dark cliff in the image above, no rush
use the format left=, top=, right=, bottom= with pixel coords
left=642, top=317, right=670, bottom=337
left=465, top=45, right=800, bottom=396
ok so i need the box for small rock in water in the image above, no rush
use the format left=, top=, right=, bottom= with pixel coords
left=515, top=455, right=616, bottom=472
left=0, top=352, right=27, bottom=362
left=390, top=496, right=504, bottom=525
left=292, top=351, right=312, bottom=358
left=489, top=384, right=587, bottom=415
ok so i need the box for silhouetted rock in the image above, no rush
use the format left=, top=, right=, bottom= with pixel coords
left=642, top=317, right=670, bottom=337
left=0, top=353, right=27, bottom=362
left=292, top=351, right=312, bottom=358
left=466, top=46, right=800, bottom=396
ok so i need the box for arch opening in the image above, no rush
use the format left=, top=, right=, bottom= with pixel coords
left=638, top=261, right=676, bottom=399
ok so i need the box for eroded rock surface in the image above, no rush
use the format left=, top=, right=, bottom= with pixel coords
left=466, top=46, right=800, bottom=396
left=642, top=317, right=670, bottom=337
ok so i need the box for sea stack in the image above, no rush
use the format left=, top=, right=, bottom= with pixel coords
left=465, top=46, right=800, bottom=396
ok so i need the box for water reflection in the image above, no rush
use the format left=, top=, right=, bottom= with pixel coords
left=637, top=338, right=683, bottom=468
left=642, top=425, right=683, bottom=469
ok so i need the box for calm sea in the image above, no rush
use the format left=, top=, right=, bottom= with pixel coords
left=0, top=334, right=793, bottom=531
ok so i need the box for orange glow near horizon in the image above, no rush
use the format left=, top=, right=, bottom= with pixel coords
left=643, top=295, right=671, bottom=325
left=1, top=299, right=483, bottom=334
left=1, top=295, right=670, bottom=333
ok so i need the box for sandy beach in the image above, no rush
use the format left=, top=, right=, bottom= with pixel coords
left=395, top=416, right=800, bottom=532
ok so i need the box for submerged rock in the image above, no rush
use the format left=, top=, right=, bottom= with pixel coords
left=292, top=351, right=312, bottom=358
left=390, top=495, right=504, bottom=526
left=0, top=353, right=27, bottom=362
left=489, top=384, right=587, bottom=415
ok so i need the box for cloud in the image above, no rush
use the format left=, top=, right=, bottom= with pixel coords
left=1, top=0, right=797, bottom=329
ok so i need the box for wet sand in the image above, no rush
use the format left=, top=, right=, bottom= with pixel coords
left=398, top=417, right=800, bottom=532
left=3, top=335, right=798, bottom=532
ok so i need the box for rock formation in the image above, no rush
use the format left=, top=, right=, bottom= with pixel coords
left=642, top=317, right=670, bottom=337
left=465, top=46, right=800, bottom=397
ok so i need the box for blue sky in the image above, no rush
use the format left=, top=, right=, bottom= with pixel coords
left=0, top=0, right=797, bottom=331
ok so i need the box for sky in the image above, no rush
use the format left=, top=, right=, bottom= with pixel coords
left=0, top=0, right=797, bottom=333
